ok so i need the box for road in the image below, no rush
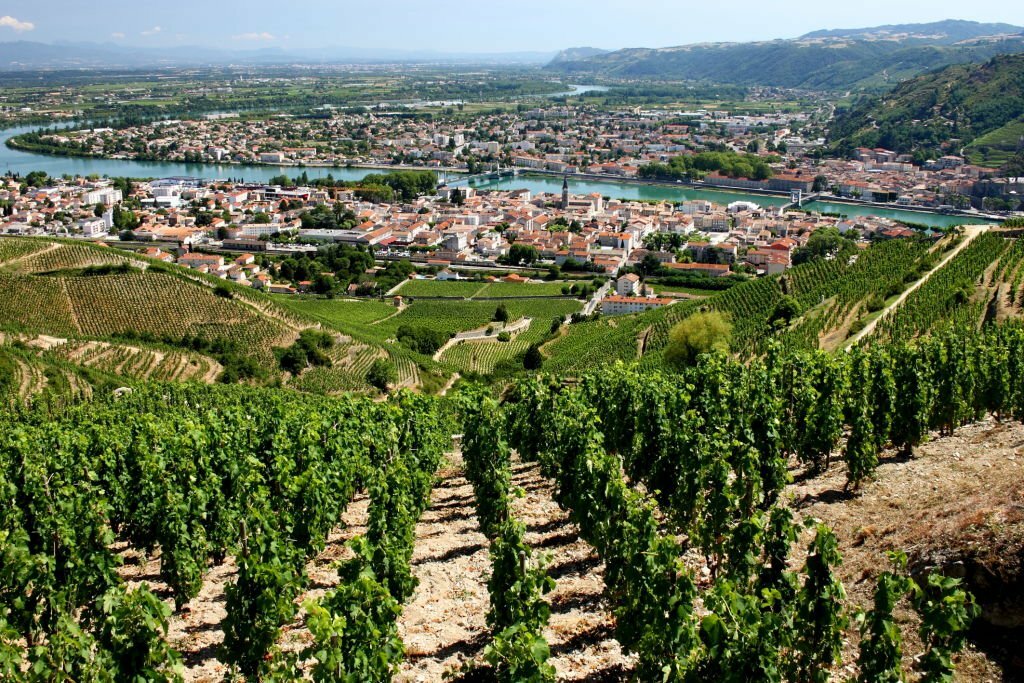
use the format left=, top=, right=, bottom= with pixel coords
left=846, top=224, right=990, bottom=346
left=583, top=280, right=612, bottom=316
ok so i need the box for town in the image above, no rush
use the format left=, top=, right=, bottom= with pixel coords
left=1, top=166, right=943, bottom=314
left=13, top=103, right=1023, bottom=213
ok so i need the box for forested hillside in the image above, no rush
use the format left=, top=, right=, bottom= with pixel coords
left=829, top=54, right=1024, bottom=164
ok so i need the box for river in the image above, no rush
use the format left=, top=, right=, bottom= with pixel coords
left=0, top=124, right=372, bottom=183
left=1, top=122, right=988, bottom=229
left=467, top=174, right=989, bottom=229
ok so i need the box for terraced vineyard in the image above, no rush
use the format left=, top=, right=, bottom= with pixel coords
left=8, top=242, right=142, bottom=274
left=61, top=272, right=295, bottom=361
left=280, top=297, right=399, bottom=327
left=0, top=273, right=78, bottom=335
left=872, top=232, right=1011, bottom=343
left=0, top=342, right=98, bottom=405
left=396, top=279, right=486, bottom=298
left=439, top=300, right=582, bottom=374
left=0, top=237, right=51, bottom=265
left=0, top=239, right=312, bottom=369
left=542, top=315, right=649, bottom=375
left=51, top=340, right=222, bottom=383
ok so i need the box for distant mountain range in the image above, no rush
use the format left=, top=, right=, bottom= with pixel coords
left=545, top=20, right=1024, bottom=90
left=799, top=19, right=1024, bottom=43
left=0, top=41, right=558, bottom=71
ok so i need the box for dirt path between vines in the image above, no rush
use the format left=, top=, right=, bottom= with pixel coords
left=396, top=457, right=632, bottom=681
left=116, top=456, right=629, bottom=682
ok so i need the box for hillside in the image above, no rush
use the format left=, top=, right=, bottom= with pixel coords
left=828, top=53, right=1024, bottom=164
left=800, top=19, right=1024, bottom=43
left=0, top=237, right=319, bottom=386
left=545, top=21, right=1024, bottom=90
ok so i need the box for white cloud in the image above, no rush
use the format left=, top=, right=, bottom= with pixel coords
left=140, top=26, right=162, bottom=36
left=0, top=15, right=35, bottom=32
left=232, top=32, right=275, bottom=42
left=110, top=32, right=125, bottom=39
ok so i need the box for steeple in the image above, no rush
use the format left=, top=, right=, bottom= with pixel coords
left=561, top=175, right=569, bottom=210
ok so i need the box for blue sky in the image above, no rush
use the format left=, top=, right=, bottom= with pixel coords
left=2, top=1, right=1024, bottom=53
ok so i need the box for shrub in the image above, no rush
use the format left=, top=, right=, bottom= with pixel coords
left=664, top=311, right=732, bottom=368
left=366, top=358, right=398, bottom=393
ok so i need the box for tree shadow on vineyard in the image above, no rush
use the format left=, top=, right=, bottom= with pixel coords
left=580, top=662, right=632, bottom=682
left=413, top=540, right=486, bottom=566
left=533, top=530, right=580, bottom=551
left=434, top=476, right=473, bottom=492
left=430, top=507, right=476, bottom=523
left=550, top=622, right=614, bottom=656
left=181, top=619, right=222, bottom=636
left=550, top=590, right=603, bottom=615
left=408, top=632, right=488, bottom=665
left=180, top=641, right=221, bottom=670
left=547, top=553, right=601, bottom=580
left=429, top=495, right=476, bottom=511
left=528, top=517, right=568, bottom=535
left=793, top=487, right=856, bottom=509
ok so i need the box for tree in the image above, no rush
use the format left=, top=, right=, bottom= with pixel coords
left=493, top=304, right=510, bottom=323
left=523, top=343, right=543, bottom=370
left=812, top=175, right=829, bottom=192
left=450, top=188, right=464, bottom=206
left=506, top=244, right=540, bottom=266
left=639, top=253, right=663, bottom=277
left=769, top=296, right=803, bottom=328
left=664, top=311, right=732, bottom=368
left=792, top=227, right=854, bottom=265
left=366, top=358, right=398, bottom=393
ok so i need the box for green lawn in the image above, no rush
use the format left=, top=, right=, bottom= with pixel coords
left=647, top=283, right=715, bottom=297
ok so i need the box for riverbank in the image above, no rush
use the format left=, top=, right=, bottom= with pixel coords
left=513, top=168, right=1002, bottom=222
left=0, top=124, right=995, bottom=229
left=5, top=134, right=470, bottom=176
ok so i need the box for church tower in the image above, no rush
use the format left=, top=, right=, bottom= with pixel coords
left=561, top=175, right=569, bottom=210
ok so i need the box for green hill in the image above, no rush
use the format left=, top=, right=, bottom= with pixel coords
left=546, top=23, right=1024, bottom=90
left=828, top=53, right=1024, bottom=164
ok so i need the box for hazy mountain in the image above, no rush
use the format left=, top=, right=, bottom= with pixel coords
left=544, top=20, right=1024, bottom=90
left=0, top=41, right=557, bottom=71
left=549, top=47, right=611, bottom=64
left=800, top=19, right=1024, bottom=44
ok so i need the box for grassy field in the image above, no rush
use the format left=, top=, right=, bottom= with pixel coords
left=647, top=283, right=716, bottom=297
